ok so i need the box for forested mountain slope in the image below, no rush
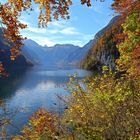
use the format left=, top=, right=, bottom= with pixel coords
left=81, top=16, right=122, bottom=71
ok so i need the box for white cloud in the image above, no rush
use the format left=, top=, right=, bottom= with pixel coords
left=21, top=30, right=94, bottom=47
left=25, top=25, right=80, bottom=36
left=25, top=26, right=59, bottom=34
left=29, top=36, right=57, bottom=46
left=35, top=38, right=56, bottom=46
left=20, top=15, right=80, bottom=36
left=48, top=29, right=59, bottom=34
left=60, top=27, right=80, bottom=35
left=24, top=35, right=57, bottom=46
left=20, top=17, right=94, bottom=47
left=48, top=20, right=66, bottom=28
left=32, top=37, right=83, bottom=47
left=27, top=27, right=47, bottom=34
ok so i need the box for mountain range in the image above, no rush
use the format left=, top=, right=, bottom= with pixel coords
left=22, top=16, right=120, bottom=68
left=0, top=16, right=120, bottom=73
left=22, top=39, right=94, bottom=66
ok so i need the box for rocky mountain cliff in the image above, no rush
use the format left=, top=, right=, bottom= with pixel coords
left=81, top=16, right=122, bottom=71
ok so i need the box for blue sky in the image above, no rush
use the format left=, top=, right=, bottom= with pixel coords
left=19, top=0, right=115, bottom=47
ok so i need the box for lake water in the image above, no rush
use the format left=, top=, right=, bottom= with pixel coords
left=0, top=66, right=91, bottom=137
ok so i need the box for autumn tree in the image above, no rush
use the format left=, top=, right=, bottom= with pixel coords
left=9, top=0, right=140, bottom=139
left=112, top=0, right=140, bottom=88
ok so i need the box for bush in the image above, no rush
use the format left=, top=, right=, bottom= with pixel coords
left=12, top=68, right=140, bottom=140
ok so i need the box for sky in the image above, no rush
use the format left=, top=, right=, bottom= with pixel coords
left=19, top=0, right=115, bottom=47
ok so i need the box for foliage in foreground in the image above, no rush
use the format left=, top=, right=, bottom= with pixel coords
left=12, top=2, right=140, bottom=140
left=12, top=67, right=140, bottom=140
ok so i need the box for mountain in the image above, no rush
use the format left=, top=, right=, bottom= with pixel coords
left=22, top=39, right=47, bottom=64
left=0, top=16, right=123, bottom=74
left=22, top=39, right=95, bottom=67
left=81, top=16, right=122, bottom=71
left=63, top=17, right=120, bottom=66
left=22, top=40, right=80, bottom=66
left=42, top=44, right=80, bottom=65
left=64, top=39, right=95, bottom=65
left=0, top=28, right=32, bottom=75
left=21, top=16, right=121, bottom=69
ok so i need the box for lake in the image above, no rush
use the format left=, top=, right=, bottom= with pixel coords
left=0, top=66, right=91, bottom=137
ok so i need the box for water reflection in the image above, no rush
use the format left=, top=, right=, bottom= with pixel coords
left=0, top=66, right=91, bottom=136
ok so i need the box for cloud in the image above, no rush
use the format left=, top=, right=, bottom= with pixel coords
left=20, top=16, right=94, bottom=47
left=23, top=34, right=56, bottom=46
left=25, top=35, right=57, bottom=46
left=30, top=37, right=83, bottom=47
left=22, top=32, right=87, bottom=47
left=48, top=20, right=66, bottom=28
left=25, top=25, right=80, bottom=36
left=60, top=27, right=80, bottom=35
left=25, top=26, right=59, bottom=34
left=37, top=39, right=84, bottom=47
left=26, top=27, right=47, bottom=34
left=20, top=14, right=80, bottom=36
left=34, top=38, right=57, bottom=46
left=21, top=30, right=94, bottom=47
left=48, top=29, right=59, bottom=34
